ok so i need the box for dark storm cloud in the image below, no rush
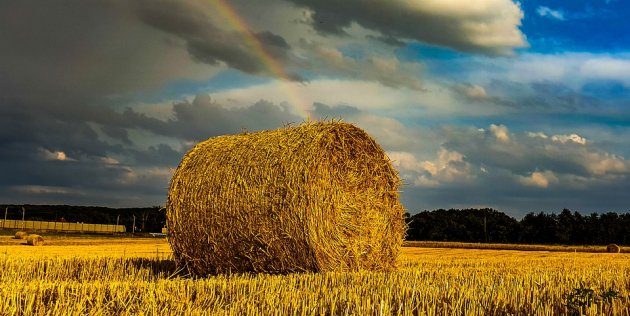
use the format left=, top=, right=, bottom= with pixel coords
left=312, top=102, right=361, bottom=118
left=0, top=1, right=217, bottom=103
left=134, top=0, right=302, bottom=81
left=365, top=35, right=407, bottom=48
left=286, top=0, right=527, bottom=55
left=130, top=144, right=184, bottom=167
left=161, top=96, right=302, bottom=140
left=0, top=94, right=303, bottom=206
left=101, top=126, right=133, bottom=145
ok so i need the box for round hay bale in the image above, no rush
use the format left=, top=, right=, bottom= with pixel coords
left=26, top=234, right=44, bottom=246
left=167, top=121, right=406, bottom=275
left=606, top=244, right=621, bottom=253
left=14, top=231, right=28, bottom=239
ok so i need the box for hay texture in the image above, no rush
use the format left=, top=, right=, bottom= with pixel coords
left=606, top=244, right=621, bottom=253
left=167, top=121, right=405, bottom=275
left=26, top=234, right=44, bottom=246
left=14, top=231, right=28, bottom=239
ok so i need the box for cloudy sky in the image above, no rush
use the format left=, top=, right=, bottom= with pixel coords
left=1, top=0, right=628, bottom=216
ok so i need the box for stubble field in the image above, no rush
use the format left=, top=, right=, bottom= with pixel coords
left=0, top=235, right=628, bottom=315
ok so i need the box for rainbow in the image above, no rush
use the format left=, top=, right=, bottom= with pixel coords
left=210, top=0, right=312, bottom=118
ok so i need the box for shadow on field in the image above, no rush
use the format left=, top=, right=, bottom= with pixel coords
left=127, top=258, right=192, bottom=279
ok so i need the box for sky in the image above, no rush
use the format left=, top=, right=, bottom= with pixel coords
left=0, top=0, right=628, bottom=217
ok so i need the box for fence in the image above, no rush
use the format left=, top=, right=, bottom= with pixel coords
left=0, top=219, right=125, bottom=233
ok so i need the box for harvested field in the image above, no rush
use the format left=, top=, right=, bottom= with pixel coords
left=0, top=235, right=628, bottom=315
left=404, top=240, right=629, bottom=253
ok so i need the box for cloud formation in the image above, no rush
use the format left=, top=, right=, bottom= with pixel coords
left=517, top=170, right=559, bottom=188
left=0, top=1, right=218, bottom=102
left=537, top=6, right=566, bottom=21
left=296, top=40, right=425, bottom=90
left=393, top=123, right=629, bottom=213
left=287, top=0, right=527, bottom=54
left=134, top=0, right=302, bottom=81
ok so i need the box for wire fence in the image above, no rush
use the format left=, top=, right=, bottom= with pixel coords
left=0, top=219, right=125, bottom=233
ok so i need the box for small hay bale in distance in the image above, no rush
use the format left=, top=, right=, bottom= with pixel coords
left=606, top=244, right=621, bottom=253
left=14, top=231, right=28, bottom=239
left=167, top=121, right=406, bottom=275
left=26, top=234, right=44, bottom=246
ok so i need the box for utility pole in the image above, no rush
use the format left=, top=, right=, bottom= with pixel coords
left=132, top=215, right=136, bottom=236
left=3, top=207, right=7, bottom=229
left=483, top=215, right=488, bottom=243
left=116, top=214, right=120, bottom=235
left=21, top=206, right=25, bottom=230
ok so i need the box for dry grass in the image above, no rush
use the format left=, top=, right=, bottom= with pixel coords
left=167, top=121, right=405, bottom=275
left=0, top=236, right=628, bottom=315
left=0, top=236, right=170, bottom=259
left=405, top=240, right=629, bottom=253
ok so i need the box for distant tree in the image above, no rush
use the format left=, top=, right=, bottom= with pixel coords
left=407, top=208, right=518, bottom=243
left=556, top=209, right=574, bottom=244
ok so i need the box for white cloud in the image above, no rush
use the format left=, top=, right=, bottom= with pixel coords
left=388, top=148, right=472, bottom=188
left=117, top=166, right=175, bottom=186
left=12, top=185, right=80, bottom=196
left=580, top=58, right=630, bottom=84
left=295, top=41, right=424, bottom=90
left=490, top=124, right=510, bottom=142
left=464, top=85, right=488, bottom=99
left=551, top=134, right=587, bottom=145
left=518, top=170, right=559, bottom=188
left=527, top=132, right=548, bottom=139
left=388, top=151, right=423, bottom=172
left=208, top=79, right=423, bottom=116
left=286, top=0, right=527, bottom=55
left=100, top=157, right=120, bottom=165
left=204, top=78, right=510, bottom=121
left=473, top=53, right=630, bottom=88
left=444, top=124, right=630, bottom=182
left=536, top=6, right=566, bottom=21
left=38, top=148, right=75, bottom=161
left=582, top=152, right=628, bottom=176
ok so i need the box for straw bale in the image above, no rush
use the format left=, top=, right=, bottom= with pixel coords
left=166, top=121, right=405, bottom=275
left=606, top=244, right=621, bottom=253
left=14, top=231, right=28, bottom=239
left=26, top=234, right=44, bottom=246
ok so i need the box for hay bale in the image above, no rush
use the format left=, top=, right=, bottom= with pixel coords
left=606, top=244, right=621, bottom=253
left=14, top=231, right=28, bottom=239
left=167, top=121, right=405, bottom=275
left=26, top=234, right=44, bottom=246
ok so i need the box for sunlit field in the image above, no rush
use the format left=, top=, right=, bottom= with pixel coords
left=0, top=235, right=628, bottom=315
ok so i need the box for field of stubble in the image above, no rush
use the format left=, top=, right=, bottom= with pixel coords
left=0, top=235, right=628, bottom=315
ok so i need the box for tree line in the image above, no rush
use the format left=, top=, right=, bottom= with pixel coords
left=406, top=208, right=630, bottom=245
left=1, top=204, right=628, bottom=244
